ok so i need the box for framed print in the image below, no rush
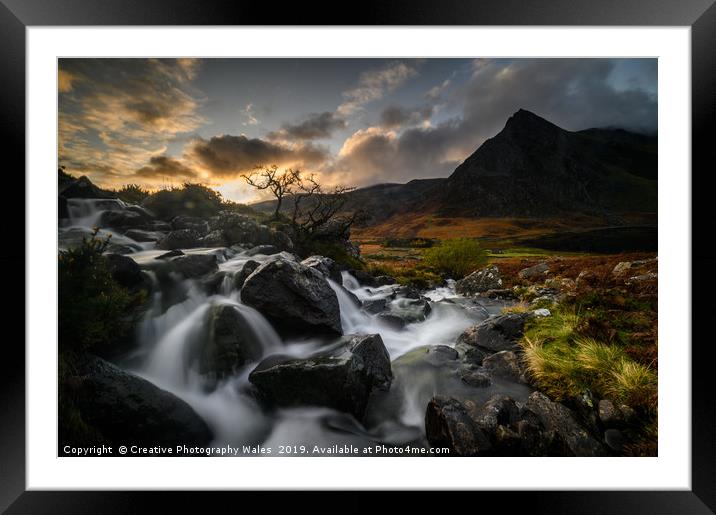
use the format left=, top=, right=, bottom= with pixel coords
left=2, top=0, right=715, bottom=512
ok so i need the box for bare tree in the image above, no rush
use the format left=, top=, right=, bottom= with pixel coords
left=242, top=165, right=301, bottom=220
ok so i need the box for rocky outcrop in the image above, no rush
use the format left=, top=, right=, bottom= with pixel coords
left=301, top=255, right=343, bottom=283
left=171, top=254, right=218, bottom=279
left=456, top=313, right=529, bottom=354
left=105, top=253, right=147, bottom=290
left=171, top=215, right=210, bottom=235
left=241, top=257, right=342, bottom=336
left=518, top=261, right=549, bottom=280
left=157, top=229, right=204, bottom=250
left=197, top=304, right=264, bottom=379
left=425, top=396, right=492, bottom=456
left=249, top=334, right=392, bottom=420
left=455, top=265, right=502, bottom=295
left=523, top=392, right=607, bottom=456
left=209, top=212, right=293, bottom=250
left=60, top=175, right=115, bottom=199
left=74, top=356, right=212, bottom=447
left=232, top=260, right=260, bottom=290
left=482, top=351, right=526, bottom=382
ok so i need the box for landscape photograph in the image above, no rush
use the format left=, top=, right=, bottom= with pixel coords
left=58, top=57, right=658, bottom=457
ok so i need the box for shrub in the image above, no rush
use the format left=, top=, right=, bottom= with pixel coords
left=421, top=238, right=489, bottom=279
left=114, top=184, right=150, bottom=205
left=142, top=183, right=225, bottom=220
left=58, top=230, right=137, bottom=355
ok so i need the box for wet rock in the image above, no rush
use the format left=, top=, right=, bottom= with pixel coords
left=459, top=369, right=491, bottom=387
left=350, top=270, right=396, bottom=287
left=202, top=271, right=232, bottom=295
left=518, top=262, right=550, bottom=280
left=172, top=254, right=218, bottom=279
left=376, top=313, right=406, bottom=330
left=301, top=255, right=343, bottom=283
left=199, top=229, right=228, bottom=247
left=482, top=351, right=525, bottom=382
left=209, top=212, right=293, bottom=250
left=249, top=334, right=392, bottom=420
left=455, top=343, right=489, bottom=366
left=470, top=394, right=520, bottom=434
left=105, top=253, right=145, bottom=290
left=245, top=244, right=281, bottom=256
left=383, top=297, right=432, bottom=324
left=125, top=229, right=165, bottom=242
left=524, top=392, right=607, bottom=456
left=74, top=355, right=213, bottom=447
left=171, top=215, right=210, bottom=235
left=157, top=229, right=204, bottom=250
left=241, top=257, right=342, bottom=336
left=198, top=304, right=264, bottom=380
left=362, top=298, right=387, bottom=315
left=425, top=396, right=492, bottom=456
left=156, top=249, right=184, bottom=259
left=99, top=209, right=151, bottom=231
left=233, top=260, right=260, bottom=290
left=455, top=265, right=502, bottom=295
left=456, top=313, right=528, bottom=354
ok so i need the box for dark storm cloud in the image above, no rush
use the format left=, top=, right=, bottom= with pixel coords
left=188, top=134, right=329, bottom=178
left=379, top=105, right=435, bottom=129
left=134, top=155, right=197, bottom=181
left=267, top=111, right=346, bottom=140
left=335, top=58, right=657, bottom=184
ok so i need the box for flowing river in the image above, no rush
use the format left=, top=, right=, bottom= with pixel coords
left=61, top=199, right=533, bottom=454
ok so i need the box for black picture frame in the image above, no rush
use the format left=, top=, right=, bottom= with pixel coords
left=2, top=0, right=714, bottom=512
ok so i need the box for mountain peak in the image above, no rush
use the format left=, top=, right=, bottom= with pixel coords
left=504, top=109, right=559, bottom=132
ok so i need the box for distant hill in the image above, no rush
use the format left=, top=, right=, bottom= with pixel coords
left=252, top=109, right=657, bottom=224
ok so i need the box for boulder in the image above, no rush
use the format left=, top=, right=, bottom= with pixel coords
left=362, top=298, right=387, bottom=315
left=197, top=304, right=264, bottom=379
left=518, top=262, right=550, bottom=280
left=248, top=334, right=392, bottom=419
left=171, top=215, right=210, bottom=235
left=105, top=253, right=145, bottom=290
left=456, top=313, right=528, bottom=354
left=157, top=229, right=204, bottom=250
left=575, top=270, right=599, bottom=289
left=469, top=394, right=520, bottom=434
left=171, top=254, right=218, bottom=279
left=383, top=297, right=432, bottom=324
left=98, top=209, right=150, bottom=231
left=424, top=396, right=492, bottom=456
left=482, top=351, right=525, bottom=382
left=74, top=355, right=212, bottom=447
left=60, top=175, right=115, bottom=199
left=245, top=244, right=281, bottom=257
left=598, top=399, right=624, bottom=428
left=124, top=229, right=165, bottom=242
left=199, top=230, right=228, bottom=247
left=301, top=255, right=343, bottom=283
left=524, top=391, right=607, bottom=456
left=455, top=265, right=502, bottom=295
left=612, top=258, right=657, bottom=278
left=459, top=369, right=491, bottom=387
left=233, top=260, right=260, bottom=290
left=156, top=249, right=184, bottom=259
left=209, top=212, right=293, bottom=250
left=241, top=257, right=342, bottom=335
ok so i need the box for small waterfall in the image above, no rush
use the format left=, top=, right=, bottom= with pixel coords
left=328, top=279, right=371, bottom=334
left=66, top=197, right=127, bottom=227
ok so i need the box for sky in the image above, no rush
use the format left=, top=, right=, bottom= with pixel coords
left=58, top=58, right=657, bottom=203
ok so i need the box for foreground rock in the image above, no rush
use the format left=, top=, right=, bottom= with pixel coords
left=524, top=392, right=607, bottom=456
left=249, top=334, right=392, bottom=419
left=456, top=313, right=529, bottom=355
left=301, top=255, right=343, bottom=283
left=241, top=257, right=342, bottom=335
left=455, top=265, right=502, bottom=295
left=425, top=396, right=492, bottom=456
left=105, top=253, right=147, bottom=290
left=157, top=229, right=204, bottom=250
left=197, top=304, right=264, bottom=380
left=74, top=356, right=213, bottom=446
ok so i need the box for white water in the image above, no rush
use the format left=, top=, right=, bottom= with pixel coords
left=64, top=197, right=527, bottom=451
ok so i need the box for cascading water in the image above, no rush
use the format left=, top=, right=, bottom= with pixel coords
left=63, top=198, right=532, bottom=452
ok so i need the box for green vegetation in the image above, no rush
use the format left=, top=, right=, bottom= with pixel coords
left=58, top=231, right=144, bottom=447
left=366, top=262, right=442, bottom=289
left=422, top=237, right=489, bottom=279
left=114, top=184, right=150, bottom=204
left=58, top=230, right=141, bottom=355
left=521, top=306, right=657, bottom=412
left=306, top=240, right=364, bottom=271
left=140, top=183, right=257, bottom=220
